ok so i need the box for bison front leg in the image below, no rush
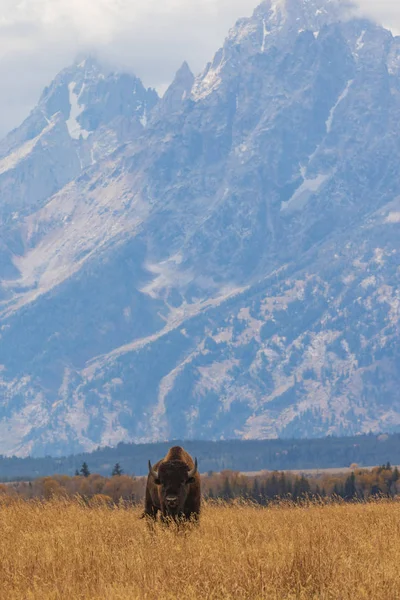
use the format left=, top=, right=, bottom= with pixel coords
left=160, top=513, right=171, bottom=525
left=183, top=511, right=199, bottom=525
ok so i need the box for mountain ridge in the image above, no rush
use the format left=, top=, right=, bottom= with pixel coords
left=0, top=0, right=399, bottom=456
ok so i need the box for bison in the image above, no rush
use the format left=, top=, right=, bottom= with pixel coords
left=143, top=446, right=201, bottom=522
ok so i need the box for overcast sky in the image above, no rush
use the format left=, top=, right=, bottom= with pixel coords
left=0, top=0, right=399, bottom=139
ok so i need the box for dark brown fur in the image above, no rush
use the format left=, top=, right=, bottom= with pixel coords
left=143, top=446, right=201, bottom=522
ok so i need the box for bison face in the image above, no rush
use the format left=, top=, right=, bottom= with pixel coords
left=148, top=459, right=197, bottom=516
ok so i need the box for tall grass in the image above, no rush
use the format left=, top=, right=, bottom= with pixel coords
left=0, top=498, right=398, bottom=599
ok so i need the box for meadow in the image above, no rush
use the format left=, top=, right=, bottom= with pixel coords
left=0, top=498, right=399, bottom=599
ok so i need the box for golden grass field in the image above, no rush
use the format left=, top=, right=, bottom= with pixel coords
left=0, top=499, right=399, bottom=599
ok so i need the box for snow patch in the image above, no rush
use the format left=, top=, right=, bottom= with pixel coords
left=192, top=61, right=225, bottom=101
left=361, top=276, right=376, bottom=289
left=140, top=106, right=148, bottom=128
left=66, top=82, right=91, bottom=140
left=281, top=172, right=331, bottom=213
left=264, top=0, right=285, bottom=32
left=140, top=254, right=189, bottom=299
left=385, top=211, right=400, bottom=223
left=326, top=80, right=354, bottom=134
left=152, top=350, right=201, bottom=437
left=90, top=147, right=96, bottom=165
left=270, top=0, right=280, bottom=21
left=374, top=248, right=385, bottom=266
left=196, top=359, right=239, bottom=398
left=356, top=31, right=365, bottom=52
left=261, top=18, right=271, bottom=52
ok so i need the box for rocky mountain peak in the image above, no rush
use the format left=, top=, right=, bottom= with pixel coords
left=174, top=61, right=194, bottom=87
left=246, top=0, right=353, bottom=50
left=191, top=0, right=354, bottom=102
left=0, top=55, right=160, bottom=225
left=154, top=62, right=194, bottom=119
left=255, top=0, right=351, bottom=26
left=38, top=56, right=159, bottom=138
left=37, top=56, right=104, bottom=123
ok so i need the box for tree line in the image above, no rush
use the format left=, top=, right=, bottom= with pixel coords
left=2, top=464, right=400, bottom=506
left=74, top=462, right=123, bottom=478
left=1, top=433, right=400, bottom=481
left=202, top=463, right=400, bottom=503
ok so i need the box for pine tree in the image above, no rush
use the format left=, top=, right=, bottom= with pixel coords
left=293, top=475, right=311, bottom=501
left=265, top=474, right=279, bottom=500
left=80, top=462, right=90, bottom=478
left=344, top=472, right=357, bottom=500
left=259, top=482, right=267, bottom=506
left=270, top=473, right=279, bottom=498
left=279, top=472, right=287, bottom=497
left=112, top=463, right=123, bottom=477
left=74, top=469, right=80, bottom=477
left=222, top=477, right=233, bottom=500
left=252, top=478, right=260, bottom=502
left=240, top=481, right=249, bottom=500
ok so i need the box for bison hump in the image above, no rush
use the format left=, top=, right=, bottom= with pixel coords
left=164, top=446, right=187, bottom=462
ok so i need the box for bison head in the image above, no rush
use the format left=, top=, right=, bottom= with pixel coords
left=148, top=458, right=197, bottom=515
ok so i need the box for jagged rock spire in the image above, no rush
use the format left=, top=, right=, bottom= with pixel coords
left=154, top=61, right=195, bottom=118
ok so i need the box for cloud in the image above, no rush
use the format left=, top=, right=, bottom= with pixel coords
left=355, top=1, right=400, bottom=34
left=0, top=0, right=255, bottom=138
left=0, top=0, right=399, bottom=138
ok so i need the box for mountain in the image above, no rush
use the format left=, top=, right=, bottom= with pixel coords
left=0, top=57, right=158, bottom=226
left=0, top=0, right=399, bottom=457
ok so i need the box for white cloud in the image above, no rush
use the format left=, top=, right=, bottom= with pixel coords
left=0, top=0, right=399, bottom=138
left=0, top=0, right=254, bottom=138
left=356, top=1, right=400, bottom=34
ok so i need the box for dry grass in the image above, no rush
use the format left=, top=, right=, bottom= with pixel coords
left=0, top=499, right=399, bottom=599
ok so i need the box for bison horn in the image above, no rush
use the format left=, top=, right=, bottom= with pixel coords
left=148, top=460, right=159, bottom=480
left=188, top=457, right=198, bottom=479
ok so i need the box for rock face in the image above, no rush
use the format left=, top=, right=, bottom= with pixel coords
left=0, top=57, right=158, bottom=225
left=0, top=0, right=399, bottom=456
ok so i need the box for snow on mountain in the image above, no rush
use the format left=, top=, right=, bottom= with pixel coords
left=66, top=82, right=92, bottom=140
left=0, top=0, right=399, bottom=456
left=0, top=56, right=159, bottom=224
